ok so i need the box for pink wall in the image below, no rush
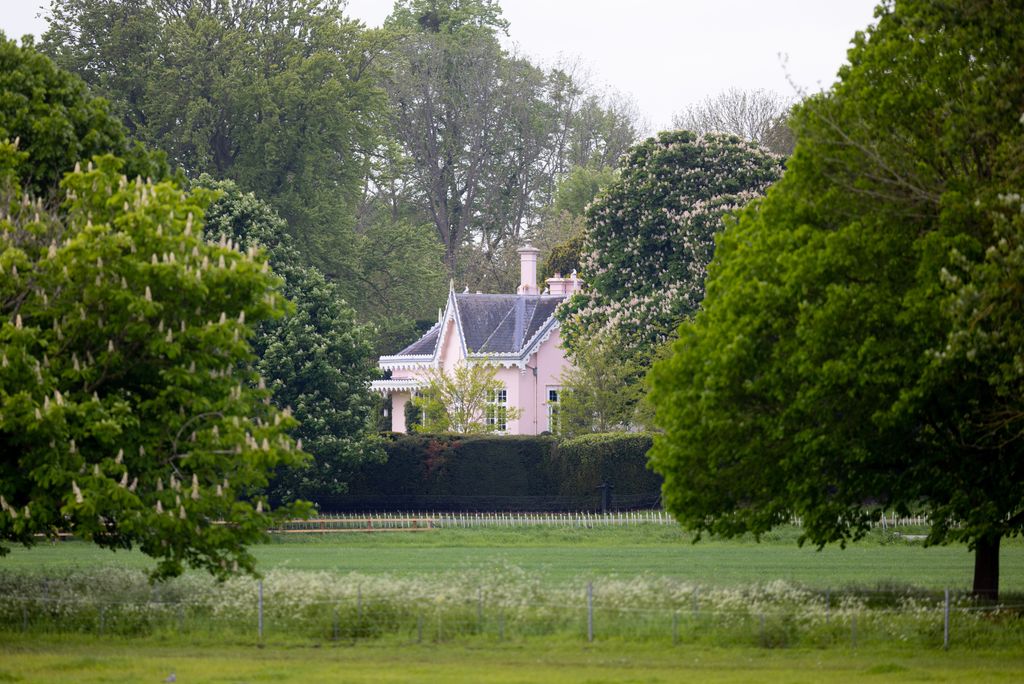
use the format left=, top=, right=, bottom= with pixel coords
left=385, top=316, right=573, bottom=435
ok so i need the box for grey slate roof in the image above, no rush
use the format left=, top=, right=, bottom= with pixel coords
left=393, top=293, right=566, bottom=358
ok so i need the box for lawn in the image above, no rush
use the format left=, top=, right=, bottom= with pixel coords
left=4, top=525, right=1024, bottom=591
left=1, top=635, right=1023, bottom=683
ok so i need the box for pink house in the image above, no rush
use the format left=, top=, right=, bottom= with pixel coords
left=371, top=246, right=582, bottom=435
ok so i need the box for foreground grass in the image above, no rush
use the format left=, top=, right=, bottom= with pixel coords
left=5, top=525, right=1024, bottom=591
left=1, top=634, right=1023, bottom=683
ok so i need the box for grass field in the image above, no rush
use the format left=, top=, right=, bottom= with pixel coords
left=4, top=525, right=1024, bottom=682
left=1, top=635, right=1023, bottom=683
left=5, top=525, right=1024, bottom=591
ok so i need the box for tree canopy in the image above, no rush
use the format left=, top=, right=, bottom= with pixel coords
left=559, top=130, right=783, bottom=363
left=0, top=32, right=170, bottom=196
left=200, top=179, right=384, bottom=505
left=647, top=0, right=1024, bottom=599
left=380, top=0, right=638, bottom=290
left=0, top=36, right=309, bottom=580
left=42, top=0, right=385, bottom=282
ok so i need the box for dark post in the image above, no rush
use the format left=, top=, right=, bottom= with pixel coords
left=596, top=482, right=614, bottom=514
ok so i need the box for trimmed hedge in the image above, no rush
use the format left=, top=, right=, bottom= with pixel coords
left=317, top=432, right=661, bottom=512
left=550, top=432, right=661, bottom=497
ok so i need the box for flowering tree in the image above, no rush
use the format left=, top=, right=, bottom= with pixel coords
left=559, top=130, right=783, bottom=363
left=0, top=154, right=307, bottom=579
left=0, top=39, right=306, bottom=579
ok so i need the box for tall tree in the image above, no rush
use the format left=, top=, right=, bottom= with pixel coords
left=648, top=0, right=1024, bottom=599
left=558, top=131, right=783, bottom=363
left=379, top=0, right=638, bottom=291
left=0, top=36, right=306, bottom=580
left=672, top=88, right=795, bottom=156
left=41, top=0, right=385, bottom=282
left=200, top=179, right=384, bottom=505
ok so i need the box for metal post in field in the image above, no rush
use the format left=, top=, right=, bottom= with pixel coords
left=498, top=612, right=505, bottom=642
left=851, top=614, right=857, bottom=648
left=692, top=588, right=700, bottom=616
left=825, top=588, right=831, bottom=625
left=672, top=610, right=678, bottom=645
left=759, top=613, right=766, bottom=647
left=257, top=580, right=264, bottom=641
left=417, top=612, right=423, bottom=644
left=99, top=606, right=105, bottom=636
left=943, top=588, right=950, bottom=650
left=477, top=588, right=483, bottom=632
left=588, top=582, right=597, bottom=640
left=22, top=604, right=28, bottom=632
left=177, top=604, right=184, bottom=633
left=333, top=608, right=339, bottom=642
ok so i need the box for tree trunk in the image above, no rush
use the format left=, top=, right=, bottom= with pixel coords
left=972, top=535, right=1000, bottom=601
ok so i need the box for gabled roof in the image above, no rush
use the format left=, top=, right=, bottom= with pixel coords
left=384, top=291, right=566, bottom=367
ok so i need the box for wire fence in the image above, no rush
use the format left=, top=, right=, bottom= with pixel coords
left=2, top=577, right=1021, bottom=650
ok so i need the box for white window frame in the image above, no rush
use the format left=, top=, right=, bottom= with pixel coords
left=546, top=386, right=561, bottom=434
left=486, top=387, right=508, bottom=432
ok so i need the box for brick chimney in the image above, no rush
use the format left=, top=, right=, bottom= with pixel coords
left=517, top=245, right=540, bottom=295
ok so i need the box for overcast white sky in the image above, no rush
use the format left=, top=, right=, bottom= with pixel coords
left=2, top=0, right=881, bottom=131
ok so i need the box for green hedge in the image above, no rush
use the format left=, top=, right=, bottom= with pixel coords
left=327, top=432, right=661, bottom=511
left=549, top=432, right=660, bottom=496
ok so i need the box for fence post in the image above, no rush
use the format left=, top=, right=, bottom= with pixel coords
left=759, top=613, right=766, bottom=647
left=499, top=611, right=505, bottom=642
left=851, top=614, right=857, bottom=649
left=586, top=582, right=594, bottom=643
left=417, top=611, right=423, bottom=644
left=22, top=604, right=28, bottom=632
left=825, top=588, right=831, bottom=625
left=257, top=580, right=264, bottom=642
left=177, top=604, right=184, bottom=634
left=943, top=588, right=950, bottom=650
left=333, top=608, right=339, bottom=642
left=692, top=587, right=700, bottom=616
left=99, top=605, right=105, bottom=636
left=672, top=610, right=678, bottom=645
left=477, top=588, right=483, bottom=633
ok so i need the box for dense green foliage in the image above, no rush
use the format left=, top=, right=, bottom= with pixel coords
left=648, top=0, right=1024, bottom=599
left=42, top=0, right=384, bottom=281
left=556, top=336, right=646, bottom=437
left=0, top=34, right=169, bottom=196
left=535, top=165, right=618, bottom=282
left=558, top=130, right=783, bottom=361
left=335, top=432, right=659, bottom=510
left=550, top=432, right=659, bottom=498
left=200, top=180, right=383, bottom=504
left=0, top=37, right=310, bottom=579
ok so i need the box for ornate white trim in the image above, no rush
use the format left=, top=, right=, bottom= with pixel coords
left=369, top=378, right=424, bottom=395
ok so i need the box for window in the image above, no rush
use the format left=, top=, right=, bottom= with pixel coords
left=546, top=387, right=561, bottom=434
left=486, top=387, right=508, bottom=432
